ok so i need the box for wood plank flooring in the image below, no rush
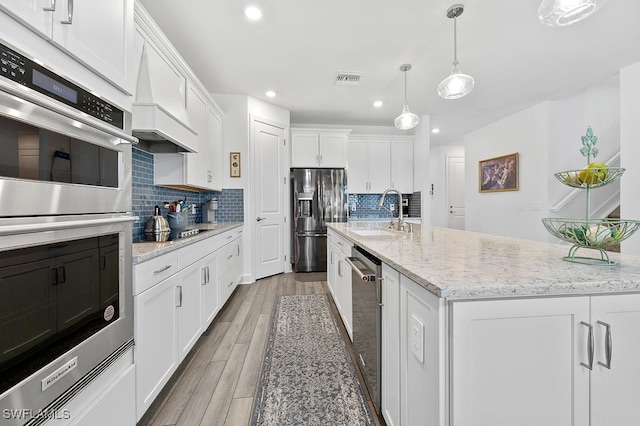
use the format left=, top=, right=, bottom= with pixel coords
left=137, top=272, right=383, bottom=426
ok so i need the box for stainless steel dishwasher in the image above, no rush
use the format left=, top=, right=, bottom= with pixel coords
left=346, top=245, right=382, bottom=414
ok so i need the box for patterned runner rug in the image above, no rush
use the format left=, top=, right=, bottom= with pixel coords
left=251, top=294, right=374, bottom=425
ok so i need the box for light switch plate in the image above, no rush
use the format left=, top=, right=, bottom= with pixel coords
left=410, top=314, right=424, bottom=363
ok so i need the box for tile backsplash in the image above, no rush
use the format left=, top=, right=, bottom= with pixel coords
left=132, top=148, right=243, bottom=239
left=348, top=192, right=421, bottom=219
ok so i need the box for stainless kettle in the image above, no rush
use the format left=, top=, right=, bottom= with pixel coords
left=144, top=205, right=171, bottom=241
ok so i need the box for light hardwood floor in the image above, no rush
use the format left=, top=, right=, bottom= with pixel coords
left=137, top=272, right=383, bottom=426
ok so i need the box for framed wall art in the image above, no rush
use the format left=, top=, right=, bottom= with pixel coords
left=230, top=152, right=241, bottom=177
left=479, top=152, right=518, bottom=193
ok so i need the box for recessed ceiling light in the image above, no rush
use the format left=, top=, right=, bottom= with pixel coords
left=432, top=128, right=440, bottom=134
left=244, top=6, right=262, bottom=20
left=265, top=90, right=277, bottom=98
left=373, top=101, right=383, bottom=108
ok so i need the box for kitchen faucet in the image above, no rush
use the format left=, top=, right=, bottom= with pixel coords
left=378, top=188, right=410, bottom=231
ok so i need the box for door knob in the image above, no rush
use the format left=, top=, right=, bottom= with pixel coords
left=257, top=217, right=266, bottom=221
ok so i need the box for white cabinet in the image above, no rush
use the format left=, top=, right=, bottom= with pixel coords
left=399, top=274, right=442, bottom=426
left=291, top=128, right=351, bottom=168
left=381, top=264, right=401, bottom=426
left=348, top=136, right=413, bottom=194
left=201, top=251, right=219, bottom=329
left=47, top=349, right=136, bottom=426
left=391, top=138, right=414, bottom=193
left=0, top=0, right=134, bottom=93
left=327, top=229, right=353, bottom=340
left=589, top=294, right=640, bottom=425
left=134, top=265, right=179, bottom=421
left=451, top=293, right=640, bottom=426
left=218, top=231, right=243, bottom=305
left=175, top=260, right=204, bottom=361
left=154, top=80, right=224, bottom=191
left=348, top=138, right=390, bottom=193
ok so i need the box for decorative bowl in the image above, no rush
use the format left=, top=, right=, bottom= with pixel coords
left=542, top=218, right=640, bottom=248
left=554, top=167, right=625, bottom=189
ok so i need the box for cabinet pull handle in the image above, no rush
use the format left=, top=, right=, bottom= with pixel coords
left=236, top=245, right=240, bottom=256
left=206, top=266, right=210, bottom=284
left=338, top=260, right=343, bottom=278
left=176, top=286, right=183, bottom=307
left=201, top=267, right=207, bottom=285
left=51, top=268, right=59, bottom=286
left=153, top=265, right=172, bottom=274
left=61, top=0, right=73, bottom=24
left=597, top=321, right=613, bottom=369
left=227, top=254, right=233, bottom=260
left=330, top=251, right=334, bottom=265
left=43, top=0, right=56, bottom=11
left=580, top=321, right=594, bottom=370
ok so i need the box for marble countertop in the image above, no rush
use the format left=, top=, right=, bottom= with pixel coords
left=328, top=222, right=640, bottom=300
left=132, top=222, right=243, bottom=264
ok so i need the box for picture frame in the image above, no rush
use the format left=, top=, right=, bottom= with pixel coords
left=230, top=152, right=241, bottom=177
left=479, top=152, right=518, bottom=193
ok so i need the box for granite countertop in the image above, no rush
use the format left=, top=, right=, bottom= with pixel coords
left=132, top=222, right=243, bottom=264
left=328, top=222, right=640, bottom=300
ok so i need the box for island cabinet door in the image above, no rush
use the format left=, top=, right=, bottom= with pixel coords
left=590, top=293, right=640, bottom=426
left=450, top=297, right=591, bottom=426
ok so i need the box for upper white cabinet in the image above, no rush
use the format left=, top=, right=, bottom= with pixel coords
left=0, top=0, right=135, bottom=94
left=391, top=138, right=414, bottom=193
left=291, top=128, right=351, bottom=168
left=154, top=81, right=224, bottom=191
left=348, top=136, right=413, bottom=194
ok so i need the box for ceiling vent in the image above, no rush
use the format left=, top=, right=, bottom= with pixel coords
left=335, top=71, right=363, bottom=86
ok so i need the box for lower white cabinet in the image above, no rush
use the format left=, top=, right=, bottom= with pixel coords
left=201, top=250, right=219, bottom=329
left=381, top=264, right=401, bottom=426
left=451, top=293, right=640, bottom=426
left=133, top=226, right=244, bottom=421
left=327, top=229, right=353, bottom=340
left=176, top=261, right=204, bottom=361
left=134, top=268, right=179, bottom=421
left=47, top=349, right=135, bottom=426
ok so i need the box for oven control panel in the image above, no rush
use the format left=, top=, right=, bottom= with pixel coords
left=0, top=42, right=124, bottom=130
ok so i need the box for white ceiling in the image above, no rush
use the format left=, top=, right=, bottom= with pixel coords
left=138, top=0, right=640, bottom=145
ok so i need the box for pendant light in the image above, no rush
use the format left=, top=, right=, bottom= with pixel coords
left=437, top=4, right=474, bottom=100
left=394, top=64, right=419, bottom=130
left=538, top=0, right=608, bottom=27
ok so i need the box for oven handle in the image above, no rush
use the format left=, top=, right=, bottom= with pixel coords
left=0, top=215, right=138, bottom=236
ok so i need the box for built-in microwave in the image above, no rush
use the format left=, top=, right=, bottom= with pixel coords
left=0, top=39, right=136, bottom=425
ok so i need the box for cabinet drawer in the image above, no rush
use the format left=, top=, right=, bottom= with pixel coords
left=333, top=233, right=353, bottom=256
left=219, top=259, right=242, bottom=304
left=218, top=240, right=241, bottom=278
left=133, top=251, right=178, bottom=296
left=178, top=234, right=225, bottom=270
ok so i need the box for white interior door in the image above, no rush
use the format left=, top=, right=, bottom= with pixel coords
left=253, top=120, right=285, bottom=280
left=447, top=155, right=465, bottom=229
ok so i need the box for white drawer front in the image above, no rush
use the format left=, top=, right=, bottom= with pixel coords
left=133, top=251, right=178, bottom=296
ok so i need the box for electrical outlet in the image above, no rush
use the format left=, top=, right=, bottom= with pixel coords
left=351, top=202, right=356, bottom=211
left=410, top=314, right=424, bottom=363
left=389, top=203, right=395, bottom=211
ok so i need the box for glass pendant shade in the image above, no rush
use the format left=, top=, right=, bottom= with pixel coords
left=439, top=4, right=474, bottom=100
left=394, top=103, right=420, bottom=130
left=538, top=0, right=608, bottom=27
left=437, top=67, right=475, bottom=99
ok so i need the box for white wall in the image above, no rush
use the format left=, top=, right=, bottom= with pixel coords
left=413, top=116, right=431, bottom=226
left=620, top=62, right=640, bottom=255
left=464, top=76, right=622, bottom=243
left=430, top=144, right=464, bottom=228
left=212, top=94, right=291, bottom=282
left=465, top=103, right=550, bottom=241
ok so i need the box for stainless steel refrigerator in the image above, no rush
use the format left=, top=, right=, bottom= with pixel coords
left=291, top=168, right=348, bottom=272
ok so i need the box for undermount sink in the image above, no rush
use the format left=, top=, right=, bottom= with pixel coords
left=350, top=229, right=396, bottom=237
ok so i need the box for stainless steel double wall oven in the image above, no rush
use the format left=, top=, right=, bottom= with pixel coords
left=0, top=40, right=136, bottom=425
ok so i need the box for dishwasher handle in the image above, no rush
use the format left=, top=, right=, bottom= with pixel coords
left=345, top=257, right=376, bottom=282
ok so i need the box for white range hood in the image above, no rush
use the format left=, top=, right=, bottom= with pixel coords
left=132, top=43, right=197, bottom=152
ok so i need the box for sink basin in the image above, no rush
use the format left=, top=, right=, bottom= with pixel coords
left=350, top=229, right=396, bottom=237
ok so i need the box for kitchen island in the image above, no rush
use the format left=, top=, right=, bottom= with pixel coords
left=327, top=222, right=640, bottom=426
